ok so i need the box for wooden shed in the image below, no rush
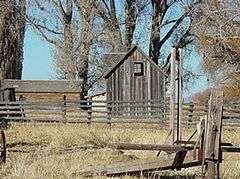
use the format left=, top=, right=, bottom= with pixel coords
left=104, top=46, right=167, bottom=115
left=0, top=79, right=82, bottom=102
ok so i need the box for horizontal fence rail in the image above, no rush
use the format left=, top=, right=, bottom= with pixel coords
left=0, top=99, right=165, bottom=125
left=0, top=98, right=239, bottom=126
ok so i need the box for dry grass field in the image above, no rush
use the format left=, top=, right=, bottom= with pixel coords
left=0, top=123, right=239, bottom=178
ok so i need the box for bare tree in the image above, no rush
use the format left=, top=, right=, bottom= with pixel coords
left=124, top=0, right=137, bottom=49
left=96, top=0, right=142, bottom=51
left=0, top=0, right=26, bottom=79
left=27, top=0, right=200, bottom=97
left=30, top=0, right=106, bottom=99
left=192, top=0, right=240, bottom=99
left=149, top=0, right=198, bottom=65
left=73, top=0, right=94, bottom=99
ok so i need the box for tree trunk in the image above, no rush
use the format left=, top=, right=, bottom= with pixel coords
left=149, top=0, right=166, bottom=65
left=0, top=1, right=13, bottom=79
left=109, top=0, right=124, bottom=50
left=74, top=0, right=94, bottom=99
left=16, top=0, right=26, bottom=79
left=78, top=57, right=89, bottom=100
left=124, top=0, right=137, bottom=50
left=63, top=0, right=74, bottom=79
left=0, top=0, right=26, bottom=79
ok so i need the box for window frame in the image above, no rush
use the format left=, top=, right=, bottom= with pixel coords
left=133, top=62, right=144, bottom=76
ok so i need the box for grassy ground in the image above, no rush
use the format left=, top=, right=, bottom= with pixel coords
left=0, top=123, right=239, bottom=178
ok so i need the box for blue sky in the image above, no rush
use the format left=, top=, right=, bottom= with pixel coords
left=23, top=28, right=54, bottom=80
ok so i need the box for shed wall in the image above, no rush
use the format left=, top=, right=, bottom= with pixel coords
left=106, top=49, right=165, bottom=104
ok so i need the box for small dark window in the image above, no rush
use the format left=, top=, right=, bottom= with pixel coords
left=134, top=62, right=144, bottom=76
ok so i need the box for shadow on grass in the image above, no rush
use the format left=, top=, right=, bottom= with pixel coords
left=6, top=141, right=47, bottom=148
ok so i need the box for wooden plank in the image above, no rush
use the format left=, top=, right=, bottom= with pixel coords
left=221, top=146, right=240, bottom=153
left=205, top=89, right=223, bottom=160
left=60, top=99, right=164, bottom=104
left=0, top=105, right=63, bottom=110
left=109, top=109, right=164, bottom=115
left=66, top=110, right=108, bottom=113
left=177, top=48, right=183, bottom=143
left=7, top=117, right=164, bottom=124
left=0, top=106, right=22, bottom=110
left=85, top=142, right=240, bottom=153
left=204, top=89, right=223, bottom=179
left=65, top=104, right=164, bottom=110
left=80, top=151, right=201, bottom=177
left=0, top=111, right=24, bottom=115
left=109, top=143, right=192, bottom=152
left=0, top=101, right=62, bottom=105
left=170, top=47, right=177, bottom=144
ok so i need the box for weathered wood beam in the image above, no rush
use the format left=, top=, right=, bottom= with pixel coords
left=108, top=142, right=240, bottom=153
left=109, top=143, right=192, bottom=152
left=170, top=47, right=177, bottom=144
left=177, top=48, right=183, bottom=144
left=79, top=151, right=201, bottom=177
left=204, top=89, right=223, bottom=179
left=221, top=146, right=240, bottom=153
left=177, top=140, right=233, bottom=147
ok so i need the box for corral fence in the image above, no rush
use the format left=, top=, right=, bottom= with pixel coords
left=169, top=101, right=240, bottom=126
left=0, top=96, right=165, bottom=125
left=0, top=95, right=239, bottom=126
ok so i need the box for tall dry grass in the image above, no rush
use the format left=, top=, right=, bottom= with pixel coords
left=0, top=123, right=239, bottom=178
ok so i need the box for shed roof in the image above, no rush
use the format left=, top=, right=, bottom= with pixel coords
left=0, top=79, right=82, bottom=93
left=103, top=45, right=168, bottom=79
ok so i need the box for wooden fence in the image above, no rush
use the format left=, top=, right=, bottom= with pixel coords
left=0, top=97, right=165, bottom=125
left=0, top=96, right=239, bottom=126
left=181, top=101, right=240, bottom=125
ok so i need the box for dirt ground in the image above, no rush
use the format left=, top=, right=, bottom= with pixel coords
left=0, top=123, right=239, bottom=178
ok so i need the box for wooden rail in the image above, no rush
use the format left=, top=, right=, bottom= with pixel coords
left=78, top=89, right=240, bottom=178
left=0, top=98, right=165, bottom=125
left=0, top=97, right=238, bottom=126
left=80, top=151, right=202, bottom=177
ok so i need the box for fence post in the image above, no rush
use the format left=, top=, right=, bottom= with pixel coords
left=19, top=95, right=25, bottom=118
left=107, top=101, right=112, bottom=126
left=62, top=95, right=67, bottom=122
left=188, top=102, right=194, bottom=124
left=177, top=48, right=183, bottom=144
left=0, top=130, right=6, bottom=163
left=204, top=100, right=208, bottom=114
left=87, top=97, right=92, bottom=125
left=170, top=47, right=177, bottom=144
left=203, top=89, right=223, bottom=179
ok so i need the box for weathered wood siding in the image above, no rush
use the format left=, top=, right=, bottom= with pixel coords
left=15, top=92, right=80, bottom=102
left=106, top=49, right=165, bottom=106
left=0, top=80, right=82, bottom=102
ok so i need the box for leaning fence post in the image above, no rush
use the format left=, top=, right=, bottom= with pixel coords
left=87, top=97, right=92, bottom=125
left=62, top=95, right=67, bottom=122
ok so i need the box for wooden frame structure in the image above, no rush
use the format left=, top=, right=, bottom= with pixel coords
left=80, top=88, right=240, bottom=179
left=79, top=47, right=240, bottom=178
